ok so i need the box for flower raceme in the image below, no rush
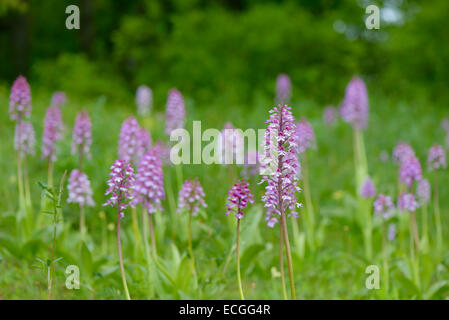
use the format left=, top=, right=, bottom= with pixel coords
left=416, top=178, right=431, bottom=205
left=103, top=160, right=135, bottom=218
left=398, top=192, right=419, bottom=213
left=14, top=121, right=35, bottom=157
left=393, top=142, right=415, bottom=165
left=136, top=85, right=153, bottom=116
left=165, top=88, right=186, bottom=136
left=135, top=128, right=152, bottom=164
left=275, top=73, right=292, bottom=104
left=323, top=105, right=337, bottom=126
left=295, top=118, right=316, bottom=154
left=42, top=106, right=64, bottom=162
left=373, top=194, right=394, bottom=219
left=50, top=91, right=67, bottom=108
left=67, top=169, right=95, bottom=207
left=177, top=178, right=207, bottom=216
left=427, top=144, right=446, bottom=171
left=226, top=180, right=254, bottom=219
left=360, top=176, right=376, bottom=199
left=134, top=150, right=165, bottom=214
left=118, top=116, right=140, bottom=164
left=72, top=110, right=92, bottom=160
left=260, top=104, right=302, bottom=227
left=399, top=155, right=422, bottom=189
left=219, top=122, right=244, bottom=165
left=9, top=75, right=31, bottom=121
left=340, top=76, right=369, bottom=130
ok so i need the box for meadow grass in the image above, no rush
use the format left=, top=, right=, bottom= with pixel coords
left=0, top=87, right=448, bottom=300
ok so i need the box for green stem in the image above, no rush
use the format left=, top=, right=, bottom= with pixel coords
left=421, top=205, right=429, bottom=252
left=117, top=209, right=131, bottom=300
left=142, top=208, right=156, bottom=297
left=280, top=209, right=296, bottom=300
left=80, top=205, right=86, bottom=242
left=409, top=212, right=420, bottom=289
left=148, top=213, right=157, bottom=256
left=175, top=165, right=184, bottom=192
left=279, top=223, right=288, bottom=300
left=187, top=211, right=197, bottom=280
left=302, top=153, right=315, bottom=252
left=382, top=221, right=389, bottom=295
left=131, top=207, right=142, bottom=256
left=236, top=219, right=244, bottom=300
left=433, top=173, right=443, bottom=257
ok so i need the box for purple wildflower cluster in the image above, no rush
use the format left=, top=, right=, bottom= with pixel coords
left=260, top=104, right=301, bottom=227
left=295, top=118, right=316, bottom=154
left=67, top=169, right=95, bottom=207
left=360, top=176, right=376, bottom=199
left=398, top=192, right=419, bottom=212
left=340, top=77, right=369, bottom=130
left=136, top=85, right=153, bottom=116
left=275, top=73, right=292, bottom=104
left=14, top=121, right=35, bottom=157
left=103, top=160, right=135, bottom=218
left=42, top=106, right=64, bottom=162
left=72, top=110, right=92, bottom=160
left=118, top=117, right=151, bottom=164
left=226, top=180, right=254, bottom=219
left=134, top=151, right=165, bottom=214
left=416, top=178, right=430, bottom=205
left=427, top=144, right=446, bottom=171
left=373, top=194, right=394, bottom=219
left=323, top=105, right=337, bottom=126
left=399, top=155, right=422, bottom=188
left=9, top=75, right=31, bottom=121
left=393, top=142, right=415, bottom=164
left=177, top=178, right=207, bottom=216
left=51, top=91, right=67, bottom=108
left=219, top=122, right=244, bottom=165
left=242, top=150, right=261, bottom=178
left=165, top=89, right=186, bottom=136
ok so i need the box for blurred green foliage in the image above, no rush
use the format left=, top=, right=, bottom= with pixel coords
left=1, top=0, right=448, bottom=106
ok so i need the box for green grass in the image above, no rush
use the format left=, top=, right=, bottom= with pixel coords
left=1, top=86, right=449, bottom=300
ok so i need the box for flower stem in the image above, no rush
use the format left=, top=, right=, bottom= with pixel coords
left=80, top=204, right=86, bottom=242
left=302, top=153, right=315, bottom=253
left=280, top=209, right=296, bottom=300
left=187, top=211, right=197, bottom=280
left=409, top=213, right=420, bottom=289
left=279, top=223, right=288, bottom=300
left=381, top=221, right=389, bottom=295
left=433, top=172, right=443, bottom=258
left=148, top=213, right=157, bottom=256
left=236, top=219, right=245, bottom=300
left=117, top=210, right=131, bottom=300
left=142, top=208, right=156, bottom=297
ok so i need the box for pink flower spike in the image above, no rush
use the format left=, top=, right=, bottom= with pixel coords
left=51, top=91, right=67, bottom=108
left=136, top=85, right=153, bottom=116
left=295, top=118, right=316, bottom=154
left=360, top=176, right=376, bottom=199
left=72, top=110, right=92, bottom=160
left=103, top=160, right=135, bottom=218
left=373, top=194, right=394, bottom=219
left=165, top=88, right=186, bottom=136
left=226, top=180, right=254, bottom=219
left=14, top=121, right=35, bottom=157
left=340, top=76, right=369, bottom=130
left=399, top=155, right=422, bottom=188
left=118, top=116, right=140, bottom=164
left=427, top=144, right=446, bottom=171
left=42, top=106, right=64, bottom=162
left=275, top=73, right=292, bottom=104
left=398, top=192, right=419, bottom=213
left=260, top=104, right=302, bottom=227
left=67, top=169, right=95, bottom=207
left=177, top=178, right=207, bottom=216
left=133, top=150, right=165, bottom=214
left=9, top=75, right=31, bottom=121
